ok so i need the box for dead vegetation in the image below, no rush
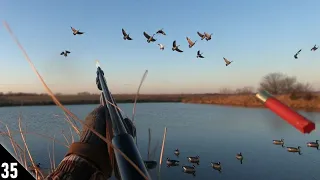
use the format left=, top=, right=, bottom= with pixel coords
left=182, top=72, right=320, bottom=111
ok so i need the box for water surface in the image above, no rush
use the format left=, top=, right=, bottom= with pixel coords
left=0, top=103, right=319, bottom=180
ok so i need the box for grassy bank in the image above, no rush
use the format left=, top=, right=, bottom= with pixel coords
left=182, top=93, right=320, bottom=111
left=1, top=93, right=319, bottom=112
left=0, top=94, right=195, bottom=107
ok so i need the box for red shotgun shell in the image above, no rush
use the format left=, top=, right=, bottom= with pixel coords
left=256, top=90, right=315, bottom=134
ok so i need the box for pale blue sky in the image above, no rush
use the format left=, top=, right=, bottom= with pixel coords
left=1, top=0, right=320, bottom=94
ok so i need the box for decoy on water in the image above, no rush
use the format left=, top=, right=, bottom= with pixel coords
left=211, top=162, right=222, bottom=173
left=166, top=158, right=180, bottom=167
left=236, top=152, right=243, bottom=164
left=174, top=149, right=180, bottom=156
left=172, top=40, right=183, bottom=52
left=60, top=50, right=71, bottom=57
left=287, top=146, right=301, bottom=155
left=70, top=27, right=84, bottom=35
left=307, top=140, right=319, bottom=149
left=197, top=50, right=204, bottom=58
left=197, top=32, right=206, bottom=40
left=144, top=160, right=157, bottom=170
left=273, top=139, right=285, bottom=147
left=156, top=28, right=166, bottom=35
left=187, top=156, right=200, bottom=165
left=186, top=37, right=196, bottom=48
left=294, top=49, right=302, bottom=59
left=121, top=28, right=133, bottom=40
left=158, top=44, right=165, bottom=50
left=204, top=32, right=212, bottom=41
left=223, top=57, right=233, bottom=66
left=311, top=45, right=318, bottom=51
left=182, top=165, right=196, bottom=176
left=143, top=32, right=156, bottom=43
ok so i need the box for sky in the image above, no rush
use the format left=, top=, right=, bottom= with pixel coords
left=1, top=0, right=320, bottom=94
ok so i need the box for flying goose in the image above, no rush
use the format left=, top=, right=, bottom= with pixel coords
left=174, top=149, right=180, bottom=156
left=122, top=28, right=133, bottom=40
left=197, top=50, right=204, bottom=58
left=187, top=156, right=200, bottom=165
left=158, top=44, right=165, bottom=50
left=60, top=50, right=71, bottom=57
left=204, top=32, right=213, bottom=41
left=211, top=162, right=222, bottom=172
left=143, top=32, right=156, bottom=43
left=287, top=146, right=301, bottom=154
left=172, top=40, right=183, bottom=52
left=223, top=57, right=233, bottom=66
left=307, top=140, right=319, bottom=149
left=186, top=37, right=196, bottom=48
left=182, top=164, right=196, bottom=175
left=197, top=32, right=206, bottom=40
left=273, top=139, right=285, bottom=147
left=311, top=45, right=318, bottom=51
left=236, top=152, right=243, bottom=164
left=294, top=49, right=302, bottom=59
left=156, top=28, right=166, bottom=35
left=71, top=27, right=84, bottom=35
left=166, top=158, right=180, bottom=166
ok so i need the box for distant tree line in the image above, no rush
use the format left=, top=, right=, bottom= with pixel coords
left=219, top=72, right=316, bottom=100
left=0, top=91, right=99, bottom=96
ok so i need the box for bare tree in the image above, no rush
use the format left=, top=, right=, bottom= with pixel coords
left=259, top=72, right=315, bottom=97
left=281, top=76, right=297, bottom=93
left=235, top=86, right=255, bottom=94
left=219, top=88, right=234, bottom=94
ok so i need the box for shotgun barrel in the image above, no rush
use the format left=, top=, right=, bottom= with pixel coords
left=95, top=62, right=150, bottom=180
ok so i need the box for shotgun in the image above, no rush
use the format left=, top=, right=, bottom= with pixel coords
left=95, top=61, right=150, bottom=180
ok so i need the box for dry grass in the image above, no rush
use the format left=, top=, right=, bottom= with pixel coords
left=0, top=94, right=196, bottom=107
left=182, top=93, right=320, bottom=111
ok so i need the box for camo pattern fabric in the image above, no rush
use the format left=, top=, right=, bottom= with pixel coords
left=45, top=154, right=107, bottom=180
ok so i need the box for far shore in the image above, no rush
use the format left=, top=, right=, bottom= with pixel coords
left=0, top=93, right=319, bottom=112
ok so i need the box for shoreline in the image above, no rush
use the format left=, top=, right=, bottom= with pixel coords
left=0, top=93, right=319, bottom=112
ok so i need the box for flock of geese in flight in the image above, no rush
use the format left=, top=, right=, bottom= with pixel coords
left=63, top=27, right=234, bottom=66
left=164, top=139, right=319, bottom=176
left=59, top=26, right=320, bottom=178
left=294, top=44, right=318, bottom=59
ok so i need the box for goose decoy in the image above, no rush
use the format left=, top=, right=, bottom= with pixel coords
left=156, top=28, right=166, bottom=35
left=236, top=152, right=243, bottom=164
left=211, top=162, right=222, bottom=172
left=60, top=50, right=71, bottom=57
left=307, top=140, right=319, bottom=149
left=166, top=158, right=179, bottom=167
left=158, top=44, right=165, bottom=50
left=71, top=27, right=84, bottom=35
left=287, top=146, right=301, bottom=154
left=197, top=50, right=204, bottom=58
left=273, top=139, right=285, bottom=147
left=182, top=164, right=196, bottom=175
left=172, top=40, right=183, bottom=52
left=121, top=28, right=133, bottom=40
left=143, top=32, right=156, bottom=43
left=186, top=37, right=196, bottom=48
left=144, top=160, right=157, bottom=170
left=311, top=45, right=318, bottom=51
left=294, top=49, right=302, bottom=59
left=174, top=149, right=180, bottom=156
left=204, top=32, right=212, bottom=41
left=187, top=156, right=200, bottom=165
left=223, top=57, right=233, bottom=66
left=197, top=32, right=206, bottom=40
